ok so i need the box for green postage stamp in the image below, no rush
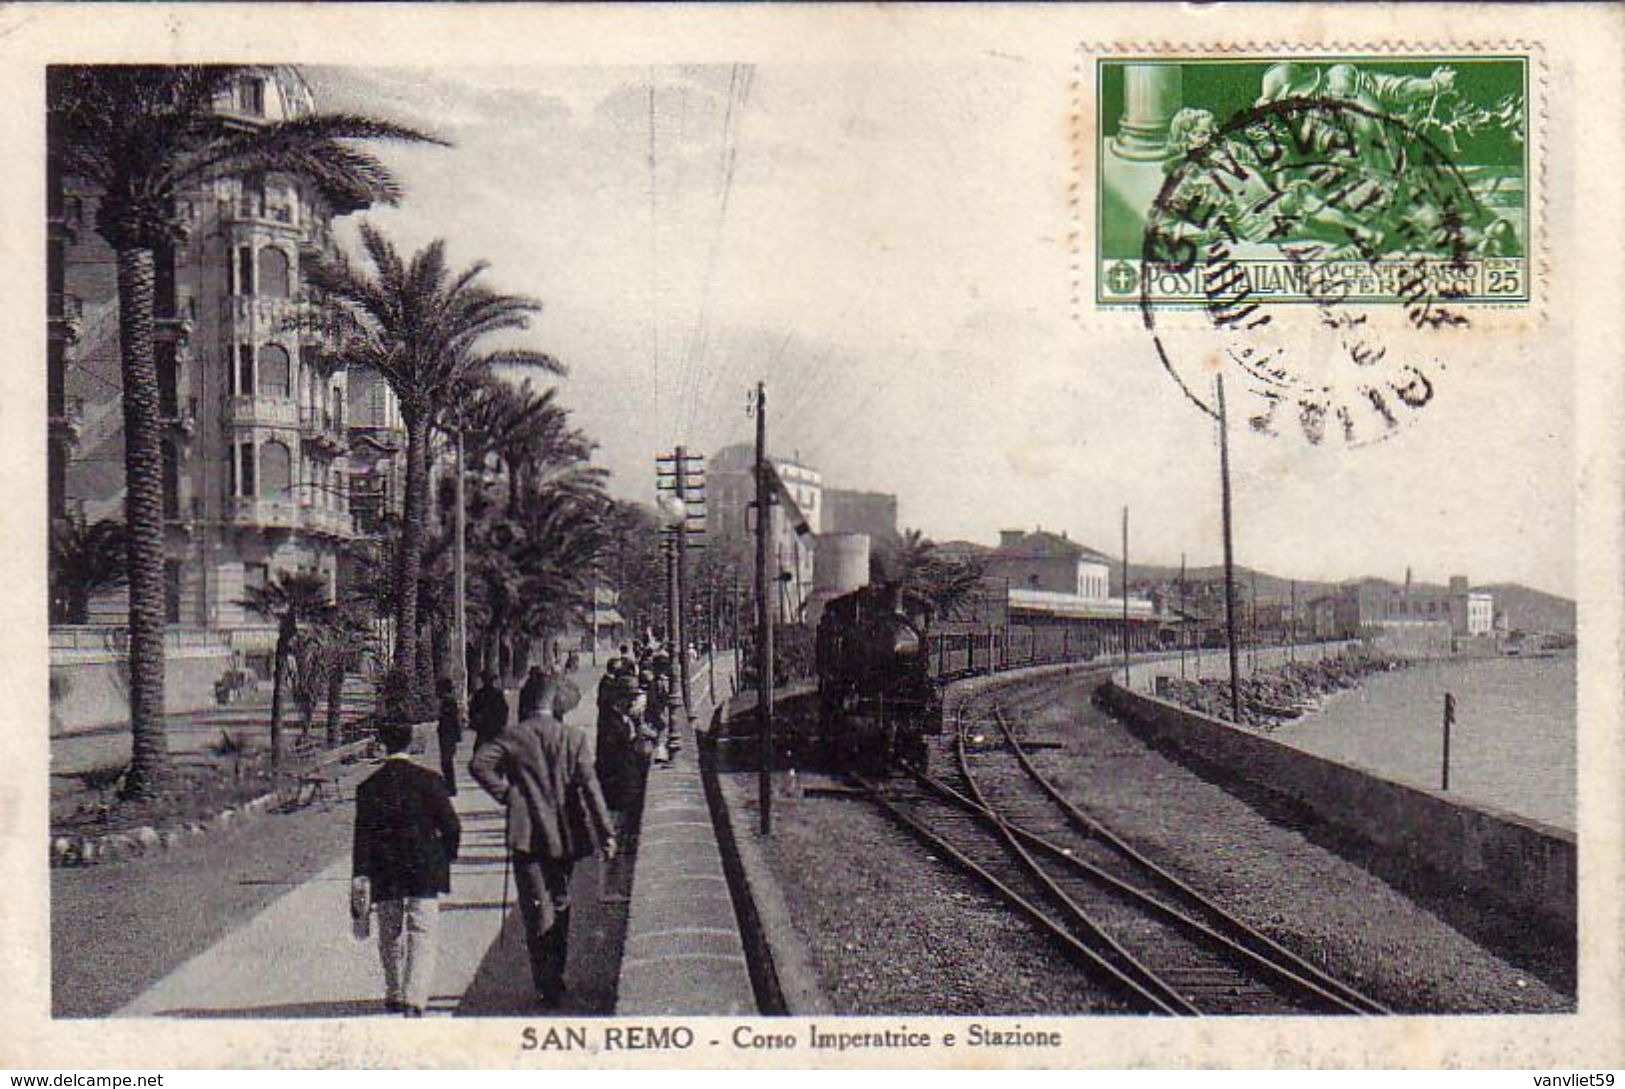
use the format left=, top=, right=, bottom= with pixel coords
left=1094, top=54, right=1531, bottom=309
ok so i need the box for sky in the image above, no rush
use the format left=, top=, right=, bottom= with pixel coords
left=304, top=63, right=1575, bottom=598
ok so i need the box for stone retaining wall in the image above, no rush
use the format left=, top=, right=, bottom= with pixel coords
left=1101, top=680, right=1576, bottom=931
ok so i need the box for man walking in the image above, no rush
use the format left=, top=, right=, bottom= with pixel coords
left=470, top=701, right=616, bottom=1008
left=551, top=652, right=583, bottom=725
left=352, top=721, right=462, bottom=1017
left=435, top=677, right=463, bottom=796
left=517, top=664, right=550, bottom=722
left=470, top=671, right=509, bottom=748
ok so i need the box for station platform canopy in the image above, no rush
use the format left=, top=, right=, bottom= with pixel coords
left=1008, top=586, right=1159, bottom=622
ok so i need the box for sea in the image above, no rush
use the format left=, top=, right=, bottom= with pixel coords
left=1272, top=654, right=1577, bottom=831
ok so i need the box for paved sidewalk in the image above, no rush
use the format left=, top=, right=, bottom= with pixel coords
left=116, top=664, right=626, bottom=1019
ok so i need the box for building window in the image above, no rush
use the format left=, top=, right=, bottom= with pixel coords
left=257, top=246, right=291, bottom=299
left=258, top=344, right=291, bottom=399
left=157, top=341, right=178, bottom=417
left=245, top=562, right=269, bottom=592
left=260, top=441, right=291, bottom=500
left=154, top=241, right=178, bottom=318
left=237, top=246, right=255, bottom=296
left=237, top=77, right=265, bottom=116
left=238, top=442, right=256, bottom=497
left=164, top=561, right=183, bottom=624
left=237, top=344, right=255, bottom=397
left=162, top=439, right=180, bottom=519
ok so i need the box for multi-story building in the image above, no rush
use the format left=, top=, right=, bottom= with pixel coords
left=709, top=442, right=820, bottom=622
left=49, top=67, right=404, bottom=645
left=1307, top=575, right=1495, bottom=640
left=823, top=487, right=898, bottom=542
left=984, top=527, right=1113, bottom=599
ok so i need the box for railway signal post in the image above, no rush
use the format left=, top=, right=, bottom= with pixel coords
left=657, top=447, right=706, bottom=722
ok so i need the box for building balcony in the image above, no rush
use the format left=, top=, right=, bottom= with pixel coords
left=154, top=296, right=198, bottom=342
left=161, top=395, right=200, bottom=439
left=300, top=502, right=356, bottom=539
left=223, top=394, right=300, bottom=429
left=49, top=395, right=85, bottom=445
left=48, top=292, right=83, bottom=344
left=217, top=197, right=300, bottom=230
left=300, top=406, right=348, bottom=453
left=221, top=293, right=308, bottom=331
left=165, top=495, right=206, bottom=530
left=227, top=496, right=303, bottom=530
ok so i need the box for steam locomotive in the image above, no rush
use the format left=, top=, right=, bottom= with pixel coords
left=813, top=583, right=943, bottom=772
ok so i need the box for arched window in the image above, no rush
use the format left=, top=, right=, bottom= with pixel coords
left=258, top=344, right=291, bottom=399
left=260, top=441, right=292, bottom=500
left=257, top=246, right=291, bottom=299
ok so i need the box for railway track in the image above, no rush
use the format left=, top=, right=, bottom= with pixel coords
left=859, top=696, right=1389, bottom=1016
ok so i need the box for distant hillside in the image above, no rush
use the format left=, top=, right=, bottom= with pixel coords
left=1481, top=583, right=1577, bottom=634
left=1117, top=565, right=1575, bottom=631
left=1117, top=563, right=1337, bottom=603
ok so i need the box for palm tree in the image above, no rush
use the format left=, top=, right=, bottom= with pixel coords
left=49, top=66, right=441, bottom=797
left=49, top=515, right=129, bottom=624
left=873, top=528, right=987, bottom=629
left=241, top=570, right=334, bottom=766
left=307, top=225, right=561, bottom=721
left=289, top=605, right=378, bottom=746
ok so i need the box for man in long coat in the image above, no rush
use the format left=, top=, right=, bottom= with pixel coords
left=470, top=707, right=615, bottom=1007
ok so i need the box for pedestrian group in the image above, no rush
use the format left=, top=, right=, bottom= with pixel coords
left=350, top=634, right=685, bottom=1016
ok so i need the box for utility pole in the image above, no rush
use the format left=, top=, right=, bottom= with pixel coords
left=1441, top=692, right=1455, bottom=790
left=1121, top=506, right=1131, bottom=685
left=1250, top=569, right=1260, bottom=674
left=657, top=446, right=705, bottom=723
left=1179, top=552, right=1187, bottom=682
left=1217, top=375, right=1242, bottom=724
left=753, top=381, right=775, bottom=835
left=731, top=567, right=742, bottom=676
left=1289, top=579, right=1297, bottom=664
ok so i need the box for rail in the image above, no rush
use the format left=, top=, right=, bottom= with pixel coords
left=855, top=682, right=1389, bottom=1016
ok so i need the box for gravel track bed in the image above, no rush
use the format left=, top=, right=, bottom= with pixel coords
left=730, top=782, right=1131, bottom=1015
left=734, top=669, right=1573, bottom=1015
left=970, top=673, right=1574, bottom=1013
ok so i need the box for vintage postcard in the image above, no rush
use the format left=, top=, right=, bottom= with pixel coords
left=0, top=1, right=1621, bottom=1072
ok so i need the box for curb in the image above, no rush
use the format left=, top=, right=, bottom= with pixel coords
left=707, top=768, right=833, bottom=1015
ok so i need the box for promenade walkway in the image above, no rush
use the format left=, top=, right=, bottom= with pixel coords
left=114, top=663, right=625, bottom=1018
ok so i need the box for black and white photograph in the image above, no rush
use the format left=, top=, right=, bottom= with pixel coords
left=3, top=1, right=1622, bottom=1073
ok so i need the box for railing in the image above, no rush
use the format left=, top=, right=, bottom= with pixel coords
left=50, top=395, right=85, bottom=423
left=155, top=295, right=199, bottom=323
left=299, top=405, right=348, bottom=447
left=218, top=198, right=300, bottom=228
left=227, top=496, right=302, bottom=528
left=226, top=626, right=280, bottom=654
left=224, top=394, right=300, bottom=428
left=161, top=394, right=199, bottom=425
left=48, top=292, right=83, bottom=320
left=50, top=625, right=231, bottom=654
left=221, top=293, right=304, bottom=326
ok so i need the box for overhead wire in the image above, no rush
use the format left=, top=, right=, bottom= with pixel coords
left=647, top=71, right=661, bottom=445
left=677, top=65, right=752, bottom=445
